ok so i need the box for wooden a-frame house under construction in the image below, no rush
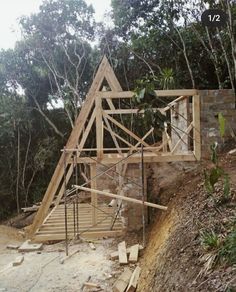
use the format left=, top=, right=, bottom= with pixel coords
left=29, top=56, right=201, bottom=242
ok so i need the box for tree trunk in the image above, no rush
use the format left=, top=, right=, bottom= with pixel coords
left=32, top=95, right=64, bottom=138
left=175, top=27, right=195, bottom=88
left=217, top=28, right=235, bottom=91
left=16, top=125, right=20, bottom=214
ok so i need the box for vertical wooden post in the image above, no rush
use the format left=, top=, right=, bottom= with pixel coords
left=96, top=95, right=103, bottom=160
left=90, top=164, right=98, bottom=225
left=193, top=95, right=201, bottom=160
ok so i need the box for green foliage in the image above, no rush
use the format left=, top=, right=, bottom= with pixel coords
left=219, top=228, right=236, bottom=265
left=210, top=142, right=218, bottom=165
left=132, top=74, right=168, bottom=137
left=204, top=140, right=231, bottom=201
left=218, top=113, right=226, bottom=139
left=159, top=68, right=175, bottom=90
left=223, top=174, right=230, bottom=201
left=200, top=229, right=221, bottom=251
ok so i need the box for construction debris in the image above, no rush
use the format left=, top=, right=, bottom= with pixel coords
left=89, top=242, right=96, bottom=250
left=228, top=148, right=236, bottom=155
left=110, top=244, right=143, bottom=261
left=83, top=282, right=100, bottom=289
left=6, top=244, right=19, bottom=250
left=118, top=241, right=128, bottom=265
left=60, top=248, right=79, bottom=264
left=127, top=266, right=141, bottom=292
left=18, top=240, right=43, bottom=252
left=21, top=206, right=39, bottom=213
left=113, top=267, right=133, bottom=292
left=12, top=256, right=24, bottom=267
left=129, top=244, right=139, bottom=263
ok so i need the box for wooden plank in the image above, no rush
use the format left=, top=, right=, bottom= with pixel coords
left=127, top=266, right=141, bottom=292
left=103, top=112, right=150, bottom=147
left=90, top=164, right=98, bottom=226
left=84, top=282, right=100, bottom=289
left=155, top=89, right=198, bottom=97
left=12, top=256, right=24, bottom=267
left=96, top=95, right=103, bottom=159
left=104, top=108, right=164, bottom=115
left=104, top=62, right=123, bottom=92
left=99, top=89, right=198, bottom=99
left=18, top=240, right=43, bottom=252
left=193, top=95, right=201, bottom=160
left=7, top=244, right=19, bottom=250
left=74, top=186, right=167, bottom=210
left=29, top=56, right=110, bottom=237
left=110, top=245, right=143, bottom=260
left=89, top=242, right=96, bottom=250
left=129, top=244, right=139, bottom=263
left=118, top=241, right=128, bottom=264
left=32, top=230, right=124, bottom=242
left=75, top=153, right=196, bottom=164
left=113, top=267, right=133, bottom=292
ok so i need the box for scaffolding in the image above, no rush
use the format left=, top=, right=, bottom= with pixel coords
left=29, top=56, right=201, bottom=247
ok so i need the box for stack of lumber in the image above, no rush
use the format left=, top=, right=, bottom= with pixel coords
left=113, top=266, right=141, bottom=292
left=110, top=241, right=143, bottom=264
left=111, top=241, right=143, bottom=291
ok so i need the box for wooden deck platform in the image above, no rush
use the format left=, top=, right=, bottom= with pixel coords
left=33, top=203, right=124, bottom=242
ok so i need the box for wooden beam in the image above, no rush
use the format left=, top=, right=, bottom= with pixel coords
left=118, top=241, right=128, bottom=264
left=73, top=186, right=167, bottom=210
left=113, top=268, right=133, bottom=292
left=103, top=112, right=151, bottom=148
left=127, top=266, right=141, bottom=292
left=96, top=95, right=103, bottom=159
left=129, top=244, right=139, bottom=263
left=193, top=95, right=201, bottom=160
left=104, top=108, right=165, bottom=115
left=32, top=230, right=124, bottom=242
left=90, top=164, right=98, bottom=225
left=99, top=89, right=198, bottom=99
left=74, top=153, right=196, bottom=164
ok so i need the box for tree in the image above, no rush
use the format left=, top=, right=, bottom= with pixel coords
left=109, top=0, right=236, bottom=90
left=16, top=0, right=99, bottom=129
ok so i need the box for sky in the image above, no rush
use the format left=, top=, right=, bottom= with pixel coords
left=0, top=0, right=111, bottom=50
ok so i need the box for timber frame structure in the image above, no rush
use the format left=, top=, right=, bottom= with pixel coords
left=29, top=56, right=201, bottom=242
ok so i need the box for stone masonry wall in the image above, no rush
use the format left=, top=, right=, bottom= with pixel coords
left=95, top=163, right=147, bottom=231
left=200, top=89, right=236, bottom=158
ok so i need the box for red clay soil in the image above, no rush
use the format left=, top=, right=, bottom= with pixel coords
left=138, top=154, right=236, bottom=292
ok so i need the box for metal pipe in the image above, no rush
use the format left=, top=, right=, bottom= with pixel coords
left=63, top=147, right=68, bottom=256
left=141, top=144, right=146, bottom=248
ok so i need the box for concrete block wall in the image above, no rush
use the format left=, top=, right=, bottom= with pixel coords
left=199, top=89, right=236, bottom=157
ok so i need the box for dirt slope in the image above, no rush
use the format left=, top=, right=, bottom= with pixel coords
left=138, top=154, right=236, bottom=292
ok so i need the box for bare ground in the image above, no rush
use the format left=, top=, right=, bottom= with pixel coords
left=0, top=153, right=236, bottom=292
left=138, top=154, right=236, bottom=292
